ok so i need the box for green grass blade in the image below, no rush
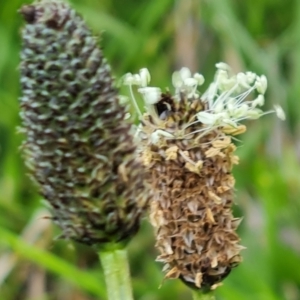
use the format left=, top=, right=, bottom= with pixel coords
left=0, top=226, right=106, bottom=298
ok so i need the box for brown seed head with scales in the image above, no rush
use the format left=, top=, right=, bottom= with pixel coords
left=124, top=66, right=284, bottom=290
left=142, top=92, right=243, bottom=290
left=19, top=0, right=149, bottom=249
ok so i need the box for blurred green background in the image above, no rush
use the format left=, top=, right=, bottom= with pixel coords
left=0, top=0, right=300, bottom=299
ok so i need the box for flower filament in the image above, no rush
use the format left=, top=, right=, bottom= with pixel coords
left=123, top=63, right=285, bottom=141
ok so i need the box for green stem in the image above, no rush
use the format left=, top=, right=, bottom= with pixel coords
left=192, top=291, right=216, bottom=300
left=99, top=248, right=134, bottom=300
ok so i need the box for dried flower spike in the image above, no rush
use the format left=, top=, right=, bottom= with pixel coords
left=124, top=63, right=284, bottom=290
left=19, top=0, right=149, bottom=248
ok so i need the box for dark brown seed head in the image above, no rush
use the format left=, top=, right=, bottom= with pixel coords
left=19, top=0, right=149, bottom=249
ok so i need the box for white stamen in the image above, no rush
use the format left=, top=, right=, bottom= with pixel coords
left=233, top=104, right=249, bottom=118
left=246, top=72, right=256, bottom=84
left=123, top=73, right=134, bottom=85
left=237, top=72, right=251, bottom=89
left=252, top=94, right=265, bottom=107
left=139, top=68, right=151, bottom=87
left=274, top=105, right=285, bottom=120
left=118, top=95, right=129, bottom=104
left=172, top=71, right=183, bottom=88
left=223, top=118, right=238, bottom=128
left=255, top=75, right=268, bottom=94
left=216, top=62, right=231, bottom=71
left=132, top=74, right=141, bottom=85
left=197, top=111, right=219, bottom=125
left=138, top=87, right=161, bottom=105
left=179, top=67, right=192, bottom=80
left=123, top=63, right=285, bottom=140
left=184, top=78, right=198, bottom=87
left=151, top=130, right=174, bottom=144
left=194, top=73, right=205, bottom=85
left=246, top=108, right=263, bottom=119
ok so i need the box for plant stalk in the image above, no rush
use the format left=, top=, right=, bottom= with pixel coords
left=99, top=248, right=134, bottom=300
left=192, top=291, right=216, bottom=300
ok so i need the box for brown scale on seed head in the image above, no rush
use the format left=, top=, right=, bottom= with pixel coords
left=139, top=92, right=244, bottom=290
left=19, top=5, right=37, bottom=24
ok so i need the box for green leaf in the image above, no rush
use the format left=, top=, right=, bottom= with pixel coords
left=0, top=226, right=106, bottom=298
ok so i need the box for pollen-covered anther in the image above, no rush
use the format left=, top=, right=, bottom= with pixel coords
left=231, top=155, right=240, bottom=165
left=195, top=272, right=203, bottom=288
left=142, top=148, right=154, bottom=166
left=165, top=266, right=180, bottom=279
left=165, top=145, right=179, bottom=160
left=211, top=282, right=223, bottom=290
left=208, top=191, right=222, bottom=205
left=185, top=160, right=203, bottom=174
left=205, top=147, right=221, bottom=158
left=221, top=124, right=247, bottom=135
left=217, top=185, right=230, bottom=194
left=205, top=208, right=215, bottom=224
left=212, top=136, right=231, bottom=149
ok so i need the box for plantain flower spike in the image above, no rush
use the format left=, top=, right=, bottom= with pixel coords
left=19, top=0, right=149, bottom=249
left=124, top=64, right=284, bottom=290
